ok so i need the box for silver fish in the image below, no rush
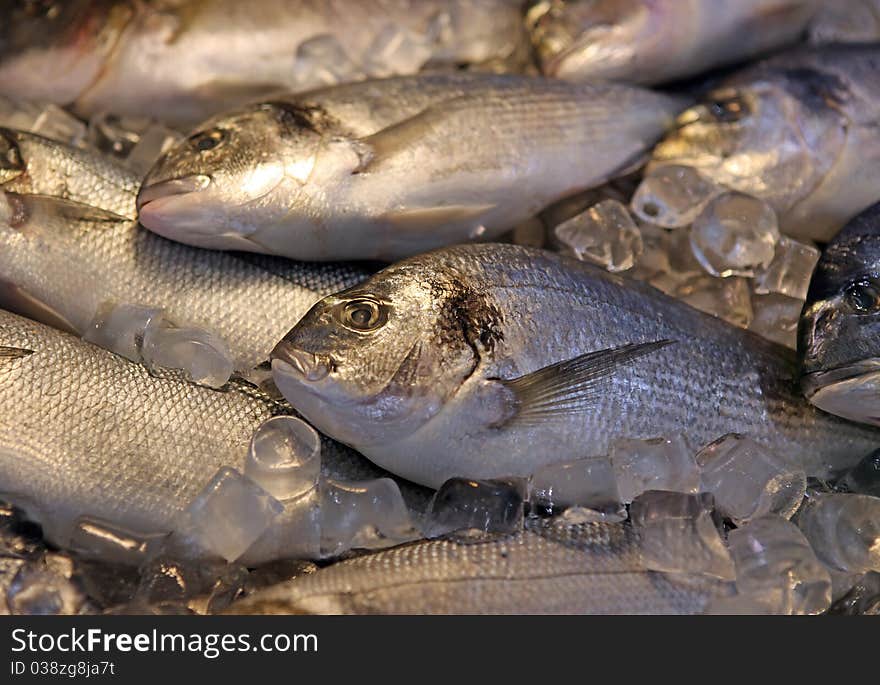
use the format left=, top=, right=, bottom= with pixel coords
left=229, top=518, right=734, bottom=615
left=271, top=244, right=880, bottom=489
left=527, top=0, right=821, bottom=85
left=650, top=45, right=880, bottom=242
left=0, top=183, right=369, bottom=372
left=800, top=202, right=880, bottom=427
left=137, top=73, right=684, bottom=261
left=0, top=128, right=139, bottom=219
left=0, top=0, right=527, bottom=126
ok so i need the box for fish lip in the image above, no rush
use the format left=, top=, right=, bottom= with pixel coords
left=801, top=357, right=880, bottom=397
left=136, top=175, right=211, bottom=213
left=270, top=344, right=331, bottom=383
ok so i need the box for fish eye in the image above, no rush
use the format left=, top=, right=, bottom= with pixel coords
left=188, top=129, right=226, bottom=153
left=844, top=278, right=880, bottom=313
left=337, top=298, right=388, bottom=332
left=705, top=93, right=751, bottom=123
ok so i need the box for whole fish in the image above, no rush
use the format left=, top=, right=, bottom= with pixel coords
left=800, top=202, right=880, bottom=427
left=527, top=0, right=821, bottom=85
left=228, top=518, right=734, bottom=615
left=0, top=128, right=138, bottom=219
left=650, top=45, right=880, bottom=242
left=137, top=73, right=684, bottom=261
left=0, top=136, right=370, bottom=371
left=271, top=244, right=880, bottom=489
left=0, top=0, right=526, bottom=126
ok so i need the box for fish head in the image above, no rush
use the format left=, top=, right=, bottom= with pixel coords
left=271, top=261, right=490, bottom=450
left=800, top=203, right=880, bottom=426
left=527, top=0, right=650, bottom=81
left=0, top=1, right=130, bottom=104
left=651, top=67, right=849, bottom=213
left=138, top=102, right=332, bottom=252
left=0, top=128, right=25, bottom=185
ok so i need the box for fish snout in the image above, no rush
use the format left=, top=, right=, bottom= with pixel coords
left=136, top=174, right=212, bottom=214
left=0, top=128, right=25, bottom=184
left=271, top=343, right=331, bottom=383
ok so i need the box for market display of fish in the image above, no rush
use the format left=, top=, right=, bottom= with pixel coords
left=229, top=517, right=734, bottom=615
left=137, top=73, right=684, bottom=261
left=800, top=202, right=880, bottom=426
left=527, top=0, right=821, bottom=85
left=271, top=243, right=880, bottom=489
left=1, top=3, right=879, bottom=617
left=0, top=0, right=527, bottom=126
left=650, top=45, right=880, bottom=242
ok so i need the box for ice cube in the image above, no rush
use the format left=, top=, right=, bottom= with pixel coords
left=554, top=199, right=643, bottom=272
left=828, top=572, right=880, bottom=615
left=753, top=236, right=819, bottom=300
left=557, top=506, right=627, bottom=524
left=610, top=435, right=700, bottom=503
left=697, top=434, right=806, bottom=523
left=630, top=491, right=735, bottom=580
left=238, top=487, right=321, bottom=565
left=70, top=516, right=166, bottom=566
left=690, top=192, right=780, bottom=278
left=365, top=25, right=433, bottom=76
left=245, top=416, right=321, bottom=501
left=180, top=467, right=283, bottom=562
left=677, top=274, right=753, bottom=328
left=528, top=456, right=620, bottom=514
left=30, top=105, right=87, bottom=147
left=294, top=35, right=361, bottom=86
left=727, top=515, right=831, bottom=615
left=630, top=165, right=721, bottom=228
left=142, top=322, right=234, bottom=388
left=83, top=302, right=165, bottom=362
left=749, top=293, right=803, bottom=349
left=244, top=559, right=318, bottom=595
left=838, top=449, right=880, bottom=497
left=6, top=562, right=85, bottom=615
left=124, top=124, right=183, bottom=176
left=87, top=112, right=148, bottom=158
left=192, top=564, right=250, bottom=615
left=797, top=492, right=880, bottom=573
left=135, top=555, right=208, bottom=606
left=319, top=478, right=418, bottom=557
left=426, top=478, right=525, bottom=537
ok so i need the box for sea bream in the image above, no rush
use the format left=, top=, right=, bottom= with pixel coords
left=229, top=517, right=734, bottom=615
left=528, top=0, right=821, bottom=85
left=0, top=0, right=527, bottom=126
left=800, top=202, right=880, bottom=427
left=271, top=244, right=880, bottom=489
left=0, top=129, right=371, bottom=371
left=650, top=45, right=880, bottom=242
left=137, top=73, right=685, bottom=261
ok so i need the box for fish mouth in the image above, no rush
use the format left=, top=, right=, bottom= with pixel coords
left=136, top=175, right=211, bottom=214
left=270, top=344, right=332, bottom=383
left=803, top=358, right=880, bottom=426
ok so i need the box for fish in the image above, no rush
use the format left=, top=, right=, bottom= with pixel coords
left=650, top=44, right=880, bottom=242
left=0, top=127, right=139, bottom=219
left=270, top=243, right=880, bottom=490
left=0, top=0, right=527, bottom=127
left=227, top=517, right=734, bottom=615
left=0, top=182, right=370, bottom=372
left=0, top=309, right=429, bottom=565
left=137, top=73, right=684, bottom=261
left=527, top=0, right=821, bottom=85
left=800, top=202, right=880, bottom=427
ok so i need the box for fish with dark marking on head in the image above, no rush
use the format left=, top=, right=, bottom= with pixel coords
left=270, top=243, right=880, bottom=489
left=800, top=202, right=880, bottom=427
left=137, top=73, right=685, bottom=261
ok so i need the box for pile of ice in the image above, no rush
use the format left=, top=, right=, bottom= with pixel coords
left=546, top=165, right=820, bottom=349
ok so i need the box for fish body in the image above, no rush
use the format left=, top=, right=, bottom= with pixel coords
left=0, top=0, right=526, bottom=126
left=651, top=45, right=880, bottom=242
left=271, top=244, right=880, bottom=489
left=229, top=518, right=734, bottom=615
left=528, top=0, right=821, bottom=85
left=800, top=202, right=880, bottom=426
left=0, top=165, right=369, bottom=370
left=138, top=73, right=684, bottom=261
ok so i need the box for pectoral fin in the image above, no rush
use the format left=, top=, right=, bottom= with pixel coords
left=496, top=340, right=675, bottom=427
left=0, top=346, right=34, bottom=361
left=3, top=193, right=130, bottom=227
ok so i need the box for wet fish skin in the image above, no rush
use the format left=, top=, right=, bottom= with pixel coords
left=0, top=128, right=139, bottom=219
left=271, top=243, right=880, bottom=489
left=0, top=188, right=370, bottom=371
left=799, top=202, right=880, bottom=426
left=528, top=0, right=821, bottom=85
left=651, top=45, right=880, bottom=242
left=229, top=518, right=733, bottom=615
left=138, top=73, right=684, bottom=261
left=0, top=0, right=526, bottom=126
